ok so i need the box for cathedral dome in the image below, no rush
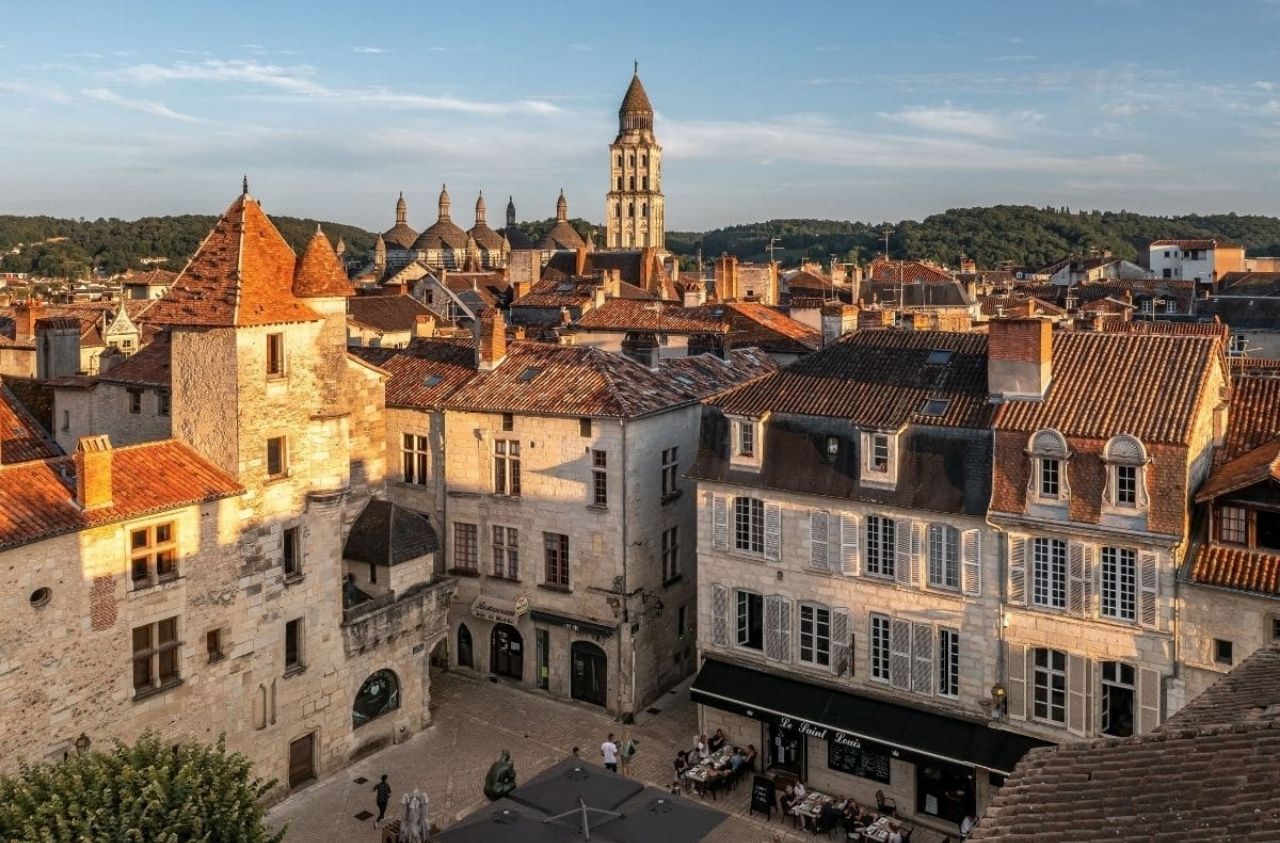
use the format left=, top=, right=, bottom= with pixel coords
left=536, top=190, right=586, bottom=251
left=412, top=184, right=468, bottom=251
left=381, top=192, right=419, bottom=250
left=468, top=192, right=506, bottom=251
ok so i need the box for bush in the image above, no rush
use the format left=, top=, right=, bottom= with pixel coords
left=0, top=733, right=284, bottom=843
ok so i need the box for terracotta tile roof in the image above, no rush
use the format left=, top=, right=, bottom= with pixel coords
left=349, top=339, right=478, bottom=408
left=1231, top=357, right=1280, bottom=375
left=1189, top=544, right=1280, bottom=596
left=122, top=268, right=178, bottom=287
left=978, top=294, right=1063, bottom=317
left=1217, top=271, right=1280, bottom=296
left=0, top=440, right=243, bottom=551
left=1150, top=238, right=1242, bottom=250
left=721, top=302, right=821, bottom=352
left=347, top=295, right=436, bottom=334
left=1104, top=319, right=1231, bottom=340
left=1197, top=439, right=1280, bottom=502
left=1224, top=376, right=1280, bottom=460
left=867, top=259, right=953, bottom=284
left=0, top=383, right=59, bottom=464
left=994, top=332, right=1222, bottom=445
left=145, top=193, right=320, bottom=327
left=293, top=229, right=354, bottom=298
left=574, top=298, right=723, bottom=332
left=513, top=276, right=655, bottom=309
left=443, top=342, right=776, bottom=419
left=443, top=272, right=511, bottom=310
left=715, top=330, right=994, bottom=429
left=97, top=332, right=171, bottom=388
left=1166, top=645, right=1280, bottom=728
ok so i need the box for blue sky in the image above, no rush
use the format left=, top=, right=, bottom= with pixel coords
left=2, top=0, right=1279, bottom=231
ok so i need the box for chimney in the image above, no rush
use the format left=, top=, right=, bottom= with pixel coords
left=15, top=299, right=44, bottom=340
left=821, top=303, right=858, bottom=346
left=640, top=246, right=657, bottom=292
left=592, top=285, right=606, bottom=310
left=602, top=269, right=621, bottom=300
left=683, top=282, right=707, bottom=308
left=960, top=256, right=977, bottom=274
left=714, top=255, right=737, bottom=300
left=575, top=246, right=589, bottom=276
left=476, top=309, right=506, bottom=371
left=75, top=435, right=113, bottom=510
left=412, top=314, right=436, bottom=339
left=987, top=318, right=1052, bottom=401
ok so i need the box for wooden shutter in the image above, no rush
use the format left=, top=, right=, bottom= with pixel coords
left=890, top=618, right=912, bottom=690
left=810, top=510, right=830, bottom=571
left=961, top=528, right=981, bottom=596
left=1139, top=551, right=1158, bottom=629
left=911, top=622, right=934, bottom=695
left=1005, top=642, right=1027, bottom=721
left=1068, top=542, right=1088, bottom=618
left=894, top=518, right=915, bottom=585
left=1067, top=653, right=1089, bottom=736
left=831, top=608, right=850, bottom=677
left=711, top=584, right=728, bottom=648
left=1082, top=544, right=1096, bottom=618
left=1138, top=667, right=1162, bottom=734
left=711, top=495, right=728, bottom=551
left=764, top=595, right=782, bottom=660
left=839, top=514, right=860, bottom=576
left=777, top=597, right=793, bottom=663
left=764, top=502, right=782, bottom=562
left=1008, top=535, right=1027, bottom=606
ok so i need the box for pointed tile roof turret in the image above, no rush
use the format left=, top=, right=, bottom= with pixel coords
left=382, top=191, right=419, bottom=250
left=618, top=64, right=654, bottom=135
left=293, top=226, right=354, bottom=298
left=537, top=189, right=586, bottom=251
left=413, top=183, right=468, bottom=251
left=146, top=189, right=318, bottom=327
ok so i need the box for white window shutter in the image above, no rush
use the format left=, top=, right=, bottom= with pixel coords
left=1005, top=642, right=1027, bottom=721
left=1139, top=552, right=1158, bottom=629
left=1067, top=654, right=1089, bottom=736
left=962, top=528, right=982, bottom=596
left=711, top=495, right=728, bottom=551
left=1068, top=542, right=1087, bottom=617
left=890, top=618, right=912, bottom=690
left=763, top=595, right=781, bottom=660
left=911, top=622, right=933, bottom=695
left=777, top=597, right=793, bottom=662
left=839, top=514, right=861, bottom=576
left=895, top=518, right=914, bottom=586
left=1008, top=535, right=1027, bottom=606
left=810, top=510, right=830, bottom=571
left=1082, top=544, right=1096, bottom=617
left=764, top=502, right=782, bottom=562
left=711, top=584, right=728, bottom=648
left=1138, top=667, right=1162, bottom=734
left=831, top=608, right=850, bottom=678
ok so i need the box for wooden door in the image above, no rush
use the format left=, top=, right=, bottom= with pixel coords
left=288, top=733, right=315, bottom=789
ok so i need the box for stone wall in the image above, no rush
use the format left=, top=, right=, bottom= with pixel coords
left=1179, top=582, right=1279, bottom=702
left=55, top=382, right=172, bottom=453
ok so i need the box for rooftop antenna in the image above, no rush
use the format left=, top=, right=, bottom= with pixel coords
left=766, top=236, right=782, bottom=266
left=880, top=225, right=893, bottom=259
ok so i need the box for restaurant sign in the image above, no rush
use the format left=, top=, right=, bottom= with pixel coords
left=775, top=716, right=911, bottom=763
left=471, top=594, right=530, bottom=625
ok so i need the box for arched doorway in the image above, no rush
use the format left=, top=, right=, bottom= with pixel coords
left=570, top=641, right=607, bottom=707
left=490, top=623, right=523, bottom=680
left=353, top=669, right=400, bottom=728
left=457, top=624, right=473, bottom=669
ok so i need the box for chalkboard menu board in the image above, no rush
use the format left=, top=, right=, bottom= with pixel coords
left=827, top=740, right=891, bottom=783
left=749, top=775, right=777, bottom=818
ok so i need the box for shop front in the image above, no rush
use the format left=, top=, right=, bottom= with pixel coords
left=691, top=658, right=1046, bottom=829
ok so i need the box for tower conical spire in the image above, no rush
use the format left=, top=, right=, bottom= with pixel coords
left=395, top=192, right=407, bottom=225
left=556, top=189, right=568, bottom=222
left=506, top=195, right=516, bottom=228
left=475, top=191, right=486, bottom=225
left=438, top=184, right=451, bottom=221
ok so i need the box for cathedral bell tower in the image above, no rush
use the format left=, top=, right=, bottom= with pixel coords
left=606, top=63, right=664, bottom=251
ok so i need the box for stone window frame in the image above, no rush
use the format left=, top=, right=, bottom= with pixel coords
left=727, top=414, right=764, bottom=471
left=132, top=616, right=181, bottom=697
left=797, top=601, right=832, bottom=669
left=661, top=525, right=680, bottom=583
left=1031, top=647, right=1068, bottom=725
left=937, top=627, right=960, bottom=698
left=284, top=617, right=306, bottom=675
left=1099, top=546, right=1137, bottom=622
left=926, top=523, right=960, bottom=591
left=859, top=428, right=900, bottom=489
left=402, top=432, right=430, bottom=486
left=129, top=520, right=178, bottom=591
left=1027, top=428, right=1071, bottom=505
left=1102, top=434, right=1149, bottom=514
left=493, top=439, right=521, bottom=497
left=453, top=522, right=479, bottom=572
left=265, top=332, right=286, bottom=379
left=735, top=588, right=764, bottom=651
left=491, top=525, right=519, bottom=580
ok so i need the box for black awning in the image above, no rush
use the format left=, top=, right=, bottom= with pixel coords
left=530, top=610, right=616, bottom=638
left=690, top=658, right=1049, bottom=775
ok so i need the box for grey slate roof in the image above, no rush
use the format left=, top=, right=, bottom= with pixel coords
left=343, top=498, right=439, bottom=567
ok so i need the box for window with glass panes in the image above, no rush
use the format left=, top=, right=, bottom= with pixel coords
left=736, top=590, right=763, bottom=649
left=1032, top=648, right=1067, bottom=723
left=1100, top=661, right=1135, bottom=737
left=927, top=524, right=959, bottom=589
left=734, top=497, right=765, bottom=554
left=1032, top=537, right=1067, bottom=608
left=1100, top=547, right=1137, bottom=621
left=453, top=523, right=478, bottom=571
left=870, top=614, right=891, bottom=681
left=799, top=604, right=831, bottom=667
left=736, top=421, right=754, bottom=457
left=865, top=516, right=896, bottom=577
left=266, top=436, right=287, bottom=478
left=130, top=522, right=177, bottom=588
left=871, top=433, right=890, bottom=472
left=492, top=526, right=519, bottom=579
left=938, top=628, right=960, bottom=697
left=494, top=440, right=521, bottom=496
left=1115, top=464, right=1138, bottom=506
left=1219, top=507, right=1247, bottom=544
left=591, top=450, right=608, bottom=506
left=285, top=618, right=304, bottom=670
left=544, top=532, right=569, bottom=587
left=402, top=434, right=429, bottom=485
left=661, top=526, right=679, bottom=581
left=661, top=447, right=679, bottom=497
left=132, top=617, right=180, bottom=693
left=1039, top=458, right=1060, bottom=496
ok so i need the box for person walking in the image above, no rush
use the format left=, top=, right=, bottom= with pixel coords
left=601, top=733, right=620, bottom=772
left=619, top=733, right=638, bottom=778
left=373, top=774, right=392, bottom=826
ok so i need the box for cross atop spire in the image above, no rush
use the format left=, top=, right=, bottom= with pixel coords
left=634, top=59, right=638, bottom=75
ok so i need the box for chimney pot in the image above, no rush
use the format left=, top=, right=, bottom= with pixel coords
left=75, top=435, right=113, bottom=510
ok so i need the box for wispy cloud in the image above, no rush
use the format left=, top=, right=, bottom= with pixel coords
left=352, top=46, right=386, bottom=54
left=877, top=104, right=1041, bottom=139
left=989, top=54, right=1037, bottom=63
left=82, top=87, right=201, bottom=122
left=568, top=43, right=595, bottom=52
left=357, top=88, right=560, bottom=115
left=1101, top=102, right=1147, bottom=117
left=113, top=59, right=327, bottom=95
left=0, top=79, right=73, bottom=104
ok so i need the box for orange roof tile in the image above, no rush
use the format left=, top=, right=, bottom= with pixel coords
left=97, top=332, right=171, bottom=388
left=0, top=384, right=59, bottom=464
left=1225, top=376, right=1280, bottom=461
left=1196, top=439, right=1280, bottom=501
left=1190, top=544, right=1280, bottom=595
left=146, top=193, right=319, bottom=327
left=867, top=259, right=953, bottom=284
left=0, top=440, right=243, bottom=551
left=293, top=229, right=354, bottom=298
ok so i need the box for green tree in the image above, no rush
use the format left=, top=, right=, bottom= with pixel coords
left=0, top=733, right=284, bottom=843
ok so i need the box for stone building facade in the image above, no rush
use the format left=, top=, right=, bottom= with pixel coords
left=606, top=67, right=664, bottom=251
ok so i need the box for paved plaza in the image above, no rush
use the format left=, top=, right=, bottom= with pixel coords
left=268, top=669, right=951, bottom=842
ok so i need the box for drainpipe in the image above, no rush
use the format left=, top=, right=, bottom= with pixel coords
left=619, top=418, right=634, bottom=721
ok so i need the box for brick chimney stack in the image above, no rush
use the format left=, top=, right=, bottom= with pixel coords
left=575, top=246, right=589, bottom=276
left=988, top=317, right=1052, bottom=401
left=476, top=308, right=506, bottom=371
left=75, top=435, right=113, bottom=510
left=15, top=299, right=44, bottom=340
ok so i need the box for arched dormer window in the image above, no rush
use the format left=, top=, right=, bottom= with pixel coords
left=1104, top=434, right=1148, bottom=511
left=1028, top=429, right=1070, bottom=502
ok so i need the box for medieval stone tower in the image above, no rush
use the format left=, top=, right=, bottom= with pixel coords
left=606, top=64, right=664, bottom=251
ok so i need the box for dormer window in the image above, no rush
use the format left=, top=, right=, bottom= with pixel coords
left=737, top=421, right=755, bottom=458
left=1103, top=434, right=1148, bottom=511
left=859, top=429, right=899, bottom=488
left=1028, top=429, right=1070, bottom=503
left=1218, top=506, right=1247, bottom=545
left=871, top=434, right=889, bottom=472
left=728, top=415, right=764, bottom=470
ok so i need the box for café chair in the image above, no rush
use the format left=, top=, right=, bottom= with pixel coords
left=875, top=790, right=897, bottom=817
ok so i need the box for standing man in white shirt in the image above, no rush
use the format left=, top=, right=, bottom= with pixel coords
left=601, top=733, right=619, bottom=772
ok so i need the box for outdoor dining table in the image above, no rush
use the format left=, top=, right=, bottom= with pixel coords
left=683, top=748, right=734, bottom=783
left=858, top=816, right=894, bottom=842
left=790, top=790, right=845, bottom=825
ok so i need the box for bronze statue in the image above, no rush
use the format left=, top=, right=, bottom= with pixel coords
left=483, top=750, right=517, bottom=801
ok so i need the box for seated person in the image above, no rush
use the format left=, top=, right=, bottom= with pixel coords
left=728, top=747, right=745, bottom=772
left=742, top=744, right=758, bottom=770
left=816, top=800, right=843, bottom=833
left=708, top=728, right=727, bottom=752
left=961, top=813, right=977, bottom=838
left=793, top=780, right=807, bottom=799
left=886, top=821, right=904, bottom=843
left=779, top=783, right=799, bottom=814
left=841, top=801, right=865, bottom=830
